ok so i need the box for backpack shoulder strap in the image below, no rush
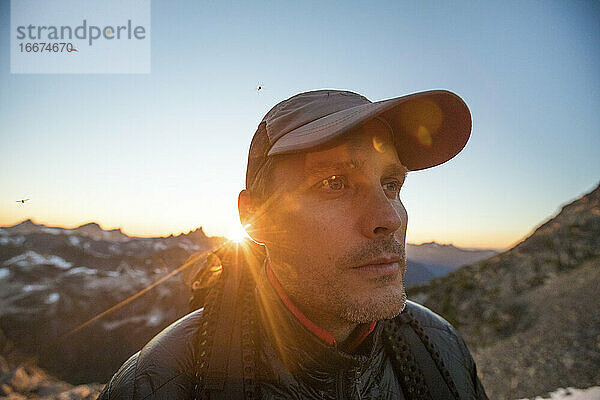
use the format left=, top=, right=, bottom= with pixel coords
left=203, top=248, right=244, bottom=396
left=383, top=310, right=459, bottom=400
left=193, top=240, right=263, bottom=400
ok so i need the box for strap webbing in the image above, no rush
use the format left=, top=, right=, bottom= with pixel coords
left=397, top=313, right=455, bottom=399
left=204, top=251, right=244, bottom=398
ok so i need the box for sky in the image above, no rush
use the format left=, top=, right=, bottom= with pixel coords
left=1, top=0, right=599, bottom=250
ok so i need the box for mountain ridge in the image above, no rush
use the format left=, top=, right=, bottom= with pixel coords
left=1, top=218, right=214, bottom=241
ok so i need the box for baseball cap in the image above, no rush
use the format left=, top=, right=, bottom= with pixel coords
left=246, top=89, right=471, bottom=189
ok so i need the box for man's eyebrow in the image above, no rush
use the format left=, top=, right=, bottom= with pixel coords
left=303, top=158, right=408, bottom=179
left=304, top=158, right=365, bottom=178
left=382, top=163, right=408, bottom=179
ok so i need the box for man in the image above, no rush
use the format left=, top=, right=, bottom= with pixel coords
left=99, top=89, right=488, bottom=399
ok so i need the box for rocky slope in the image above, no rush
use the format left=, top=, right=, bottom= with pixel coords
left=408, top=183, right=600, bottom=400
left=0, top=328, right=103, bottom=399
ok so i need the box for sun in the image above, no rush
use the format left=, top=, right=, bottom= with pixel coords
left=227, top=223, right=251, bottom=243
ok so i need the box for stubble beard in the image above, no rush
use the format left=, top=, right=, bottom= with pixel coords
left=268, top=235, right=408, bottom=325
left=335, top=256, right=407, bottom=323
left=329, top=236, right=408, bottom=323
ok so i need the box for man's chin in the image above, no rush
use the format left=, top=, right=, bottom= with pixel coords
left=339, top=287, right=407, bottom=323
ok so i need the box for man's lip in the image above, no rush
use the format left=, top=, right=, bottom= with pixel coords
left=353, top=256, right=401, bottom=268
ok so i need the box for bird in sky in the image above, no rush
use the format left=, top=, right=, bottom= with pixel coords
left=16, top=199, right=30, bottom=204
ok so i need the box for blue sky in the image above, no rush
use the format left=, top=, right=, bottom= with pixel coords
left=1, top=0, right=599, bottom=249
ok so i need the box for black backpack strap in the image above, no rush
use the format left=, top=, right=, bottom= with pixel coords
left=398, top=312, right=456, bottom=399
left=384, top=311, right=459, bottom=400
left=203, top=249, right=244, bottom=397
left=193, top=241, right=263, bottom=400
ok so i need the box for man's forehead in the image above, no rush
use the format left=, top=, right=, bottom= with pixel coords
left=303, top=121, right=399, bottom=167
left=271, top=120, right=405, bottom=182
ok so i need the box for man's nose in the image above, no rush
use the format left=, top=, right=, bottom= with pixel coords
left=357, top=184, right=405, bottom=239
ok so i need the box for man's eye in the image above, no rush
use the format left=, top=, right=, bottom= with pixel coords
left=318, top=175, right=346, bottom=192
left=382, top=181, right=402, bottom=198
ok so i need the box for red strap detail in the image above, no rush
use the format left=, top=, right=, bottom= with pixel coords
left=342, top=321, right=377, bottom=353
left=265, top=261, right=377, bottom=352
left=266, top=261, right=337, bottom=347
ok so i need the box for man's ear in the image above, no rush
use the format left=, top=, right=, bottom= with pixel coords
left=238, top=189, right=267, bottom=244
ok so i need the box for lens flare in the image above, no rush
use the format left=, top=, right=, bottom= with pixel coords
left=372, top=135, right=387, bottom=153
left=417, top=126, right=432, bottom=146
left=227, top=223, right=251, bottom=243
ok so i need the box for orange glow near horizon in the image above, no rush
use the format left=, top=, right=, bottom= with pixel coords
left=0, top=211, right=519, bottom=251
left=0, top=191, right=528, bottom=252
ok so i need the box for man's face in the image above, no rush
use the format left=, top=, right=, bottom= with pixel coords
left=258, top=118, right=408, bottom=324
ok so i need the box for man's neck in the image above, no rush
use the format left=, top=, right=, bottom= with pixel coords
left=286, top=293, right=358, bottom=344
left=316, top=316, right=357, bottom=345
left=263, top=260, right=367, bottom=346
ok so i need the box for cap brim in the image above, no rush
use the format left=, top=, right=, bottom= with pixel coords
left=267, top=90, right=471, bottom=171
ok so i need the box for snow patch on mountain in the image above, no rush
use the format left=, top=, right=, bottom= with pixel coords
left=45, top=293, right=60, bottom=304
left=68, top=236, right=81, bottom=246
left=41, top=227, right=63, bottom=235
left=0, top=235, right=26, bottom=246
left=517, top=386, right=600, bottom=400
left=66, top=267, right=98, bottom=276
left=153, top=241, right=167, bottom=251
left=3, top=251, right=73, bottom=269
left=23, top=284, right=47, bottom=292
left=178, top=242, right=202, bottom=252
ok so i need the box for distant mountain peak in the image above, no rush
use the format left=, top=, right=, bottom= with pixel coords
left=408, top=241, right=460, bottom=249
left=10, top=218, right=42, bottom=229
left=15, top=218, right=37, bottom=226
left=75, top=222, right=102, bottom=230
left=184, top=227, right=208, bottom=242
left=422, top=241, right=454, bottom=248
left=71, top=222, right=130, bottom=242
left=406, top=241, right=497, bottom=269
left=3, top=219, right=45, bottom=234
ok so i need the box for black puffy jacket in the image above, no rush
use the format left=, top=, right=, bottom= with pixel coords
left=99, top=243, right=488, bottom=400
